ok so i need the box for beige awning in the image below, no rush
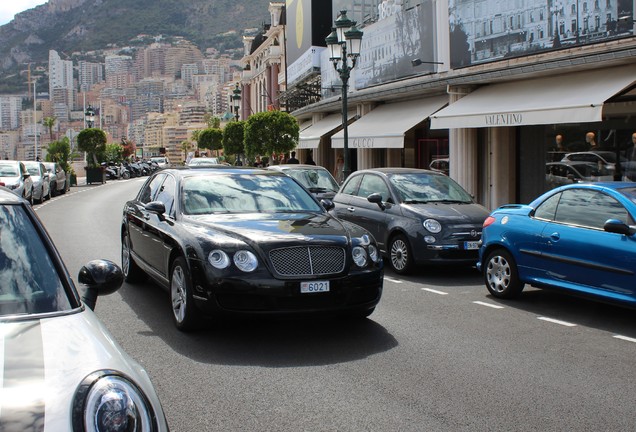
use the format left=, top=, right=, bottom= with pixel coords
left=331, top=96, right=448, bottom=149
left=430, top=64, right=636, bottom=129
left=298, top=113, right=355, bottom=149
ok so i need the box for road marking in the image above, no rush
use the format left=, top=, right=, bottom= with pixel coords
left=537, top=317, right=577, bottom=327
left=384, top=276, right=402, bottom=284
left=473, top=301, right=504, bottom=309
left=613, top=335, right=636, bottom=343
left=422, top=288, right=448, bottom=295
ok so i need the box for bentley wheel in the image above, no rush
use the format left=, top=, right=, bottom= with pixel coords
left=484, top=249, right=524, bottom=299
left=170, top=257, right=200, bottom=331
left=121, top=230, right=146, bottom=283
left=389, top=234, right=413, bottom=275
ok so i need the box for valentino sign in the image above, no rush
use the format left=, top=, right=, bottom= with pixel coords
left=484, top=113, right=523, bottom=126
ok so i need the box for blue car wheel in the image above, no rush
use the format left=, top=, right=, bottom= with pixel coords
left=484, top=249, right=524, bottom=299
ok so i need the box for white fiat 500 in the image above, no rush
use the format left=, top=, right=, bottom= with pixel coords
left=0, top=186, right=169, bottom=431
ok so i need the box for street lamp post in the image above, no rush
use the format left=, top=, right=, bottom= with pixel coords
left=85, top=105, right=96, bottom=128
left=326, top=10, right=363, bottom=180
left=232, top=83, right=241, bottom=121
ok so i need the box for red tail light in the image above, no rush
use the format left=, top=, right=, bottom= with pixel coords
left=483, top=216, right=496, bottom=228
left=0, top=182, right=5, bottom=187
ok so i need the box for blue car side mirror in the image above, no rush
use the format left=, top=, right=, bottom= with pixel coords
left=603, top=219, right=636, bottom=236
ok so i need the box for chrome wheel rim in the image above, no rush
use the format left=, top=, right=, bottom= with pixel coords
left=171, top=266, right=187, bottom=324
left=486, top=255, right=511, bottom=293
left=390, top=239, right=409, bottom=271
left=122, top=234, right=131, bottom=276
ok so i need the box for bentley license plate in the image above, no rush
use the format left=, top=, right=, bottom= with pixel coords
left=464, top=241, right=480, bottom=250
left=301, top=281, right=330, bottom=293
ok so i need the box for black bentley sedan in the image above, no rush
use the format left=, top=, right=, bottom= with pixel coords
left=121, top=167, right=383, bottom=330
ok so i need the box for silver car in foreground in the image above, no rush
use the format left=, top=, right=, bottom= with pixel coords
left=0, top=187, right=169, bottom=431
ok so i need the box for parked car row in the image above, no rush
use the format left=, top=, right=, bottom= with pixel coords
left=0, top=160, right=68, bottom=204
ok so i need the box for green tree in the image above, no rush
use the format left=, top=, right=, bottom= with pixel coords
left=45, top=137, right=71, bottom=173
left=77, top=128, right=107, bottom=167
left=244, top=111, right=299, bottom=158
left=223, top=120, right=245, bottom=159
left=105, top=143, right=124, bottom=162
left=43, top=116, right=57, bottom=141
left=197, top=128, right=224, bottom=155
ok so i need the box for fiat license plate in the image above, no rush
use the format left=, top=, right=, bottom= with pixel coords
left=301, top=281, right=330, bottom=293
left=464, top=241, right=480, bottom=250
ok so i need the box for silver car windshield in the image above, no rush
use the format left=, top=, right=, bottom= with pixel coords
left=389, top=173, right=473, bottom=204
left=0, top=164, right=19, bottom=176
left=23, top=162, right=41, bottom=177
left=182, top=174, right=323, bottom=215
left=0, top=205, right=71, bottom=317
left=285, top=169, right=339, bottom=193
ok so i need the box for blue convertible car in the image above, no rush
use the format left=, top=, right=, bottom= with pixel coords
left=478, top=182, right=636, bottom=306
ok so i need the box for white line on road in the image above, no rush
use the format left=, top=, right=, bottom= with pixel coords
left=613, top=335, right=636, bottom=343
left=537, top=317, right=577, bottom=327
left=384, top=276, right=402, bottom=284
left=421, top=288, right=448, bottom=295
left=473, top=301, right=504, bottom=309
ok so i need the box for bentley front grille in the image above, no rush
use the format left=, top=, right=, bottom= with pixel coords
left=269, top=246, right=346, bottom=276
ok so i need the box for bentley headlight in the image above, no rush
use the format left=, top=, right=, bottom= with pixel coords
left=72, top=372, right=155, bottom=432
left=423, top=219, right=442, bottom=233
left=368, top=244, right=380, bottom=263
left=352, top=246, right=368, bottom=267
left=208, top=249, right=230, bottom=269
left=234, top=250, right=258, bottom=272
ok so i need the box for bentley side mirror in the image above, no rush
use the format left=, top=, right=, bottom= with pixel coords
left=321, top=199, right=335, bottom=211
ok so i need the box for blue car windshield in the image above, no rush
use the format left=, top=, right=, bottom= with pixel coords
left=0, top=205, right=71, bottom=317
left=182, top=174, right=323, bottom=215
left=617, top=187, right=636, bottom=205
left=389, top=173, right=473, bottom=204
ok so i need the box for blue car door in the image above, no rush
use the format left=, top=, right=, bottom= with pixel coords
left=539, top=188, right=636, bottom=300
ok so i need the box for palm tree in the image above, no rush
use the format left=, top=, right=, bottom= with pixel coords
left=180, top=140, right=192, bottom=163
left=43, top=116, right=57, bottom=141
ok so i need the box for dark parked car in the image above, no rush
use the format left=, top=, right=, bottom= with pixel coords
left=267, top=164, right=340, bottom=200
left=121, top=167, right=384, bottom=331
left=331, top=168, right=490, bottom=274
left=478, top=182, right=636, bottom=307
left=0, top=186, right=168, bottom=431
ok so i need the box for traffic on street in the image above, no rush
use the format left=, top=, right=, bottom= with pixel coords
left=26, top=177, right=636, bottom=431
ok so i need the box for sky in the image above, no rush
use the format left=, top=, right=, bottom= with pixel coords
left=0, top=0, right=48, bottom=26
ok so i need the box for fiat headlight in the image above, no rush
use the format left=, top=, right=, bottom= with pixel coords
left=423, top=219, right=442, bottom=233
left=208, top=249, right=230, bottom=269
left=352, top=246, right=368, bottom=267
left=233, top=250, right=258, bottom=272
left=72, top=372, right=156, bottom=432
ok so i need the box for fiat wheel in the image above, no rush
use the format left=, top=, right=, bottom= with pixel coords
left=484, top=249, right=524, bottom=299
left=388, top=234, right=413, bottom=275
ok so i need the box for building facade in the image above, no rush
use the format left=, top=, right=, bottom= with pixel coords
left=289, top=0, right=636, bottom=210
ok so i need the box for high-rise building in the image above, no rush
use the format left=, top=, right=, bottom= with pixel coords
left=79, top=60, right=104, bottom=92
left=0, top=96, right=23, bottom=130
left=48, top=50, right=74, bottom=120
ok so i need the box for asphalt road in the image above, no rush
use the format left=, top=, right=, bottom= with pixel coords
left=35, top=178, right=636, bottom=431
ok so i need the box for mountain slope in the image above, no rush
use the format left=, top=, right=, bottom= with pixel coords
left=0, top=0, right=271, bottom=87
